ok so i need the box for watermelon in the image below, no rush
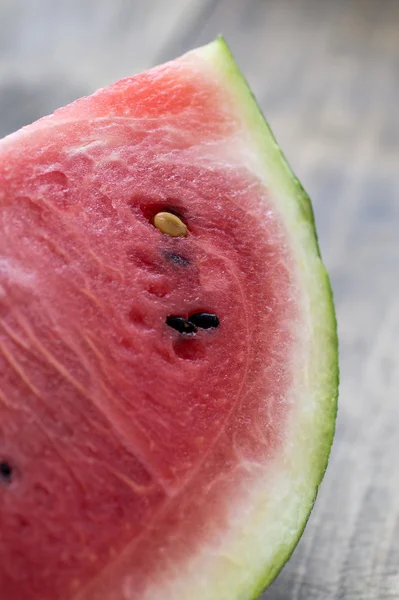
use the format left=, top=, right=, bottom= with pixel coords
left=0, top=38, right=338, bottom=600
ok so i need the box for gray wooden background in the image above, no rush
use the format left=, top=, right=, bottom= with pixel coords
left=1, top=0, right=398, bottom=598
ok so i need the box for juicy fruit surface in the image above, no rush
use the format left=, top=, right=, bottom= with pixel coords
left=0, top=53, right=299, bottom=599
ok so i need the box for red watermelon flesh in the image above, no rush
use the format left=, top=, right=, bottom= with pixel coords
left=0, top=40, right=337, bottom=600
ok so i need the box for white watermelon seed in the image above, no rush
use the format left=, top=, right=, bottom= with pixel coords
left=153, top=212, right=187, bottom=237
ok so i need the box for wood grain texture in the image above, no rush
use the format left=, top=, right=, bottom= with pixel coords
left=1, top=0, right=398, bottom=598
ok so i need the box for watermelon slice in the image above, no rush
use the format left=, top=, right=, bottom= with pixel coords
left=0, top=38, right=338, bottom=600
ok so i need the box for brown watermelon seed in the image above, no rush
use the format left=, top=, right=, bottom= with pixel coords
left=153, top=212, right=187, bottom=237
left=166, top=316, right=197, bottom=334
left=0, top=461, right=13, bottom=483
left=188, top=313, right=220, bottom=329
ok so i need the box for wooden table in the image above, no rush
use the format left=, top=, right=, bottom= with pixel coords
left=1, top=1, right=398, bottom=598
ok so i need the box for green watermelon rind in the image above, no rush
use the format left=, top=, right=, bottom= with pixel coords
left=195, top=37, right=339, bottom=599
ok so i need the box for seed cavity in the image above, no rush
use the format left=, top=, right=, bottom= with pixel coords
left=0, top=461, right=13, bottom=484
left=166, top=316, right=197, bottom=334
left=153, top=212, right=187, bottom=237
left=188, top=312, right=220, bottom=329
left=174, top=338, right=206, bottom=360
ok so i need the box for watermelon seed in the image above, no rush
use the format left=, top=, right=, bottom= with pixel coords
left=153, top=212, right=187, bottom=237
left=188, top=313, right=220, bottom=329
left=0, top=461, right=13, bottom=483
left=164, top=252, right=190, bottom=267
left=166, top=316, right=197, bottom=334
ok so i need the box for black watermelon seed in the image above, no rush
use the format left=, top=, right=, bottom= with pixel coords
left=166, top=316, right=197, bottom=334
left=0, top=461, right=13, bottom=483
left=164, top=252, right=190, bottom=267
left=188, top=313, right=220, bottom=330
